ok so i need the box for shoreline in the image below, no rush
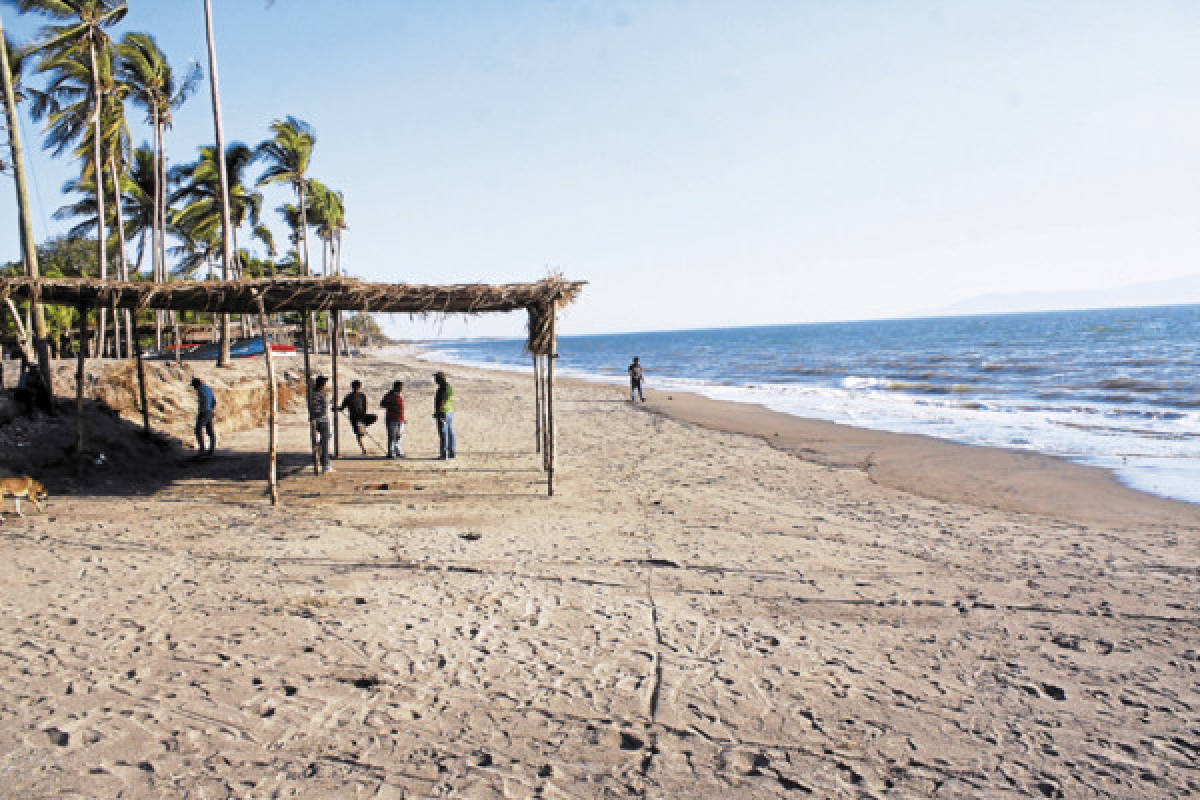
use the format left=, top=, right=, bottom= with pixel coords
left=408, top=348, right=1199, bottom=529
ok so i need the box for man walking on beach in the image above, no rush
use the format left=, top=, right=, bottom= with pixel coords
left=336, top=379, right=370, bottom=456
left=190, top=377, right=216, bottom=457
left=628, top=356, right=645, bottom=403
left=433, top=371, right=455, bottom=459
left=309, top=375, right=333, bottom=473
left=381, top=380, right=406, bottom=458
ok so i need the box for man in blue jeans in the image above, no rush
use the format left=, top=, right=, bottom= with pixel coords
left=190, top=377, right=216, bottom=456
left=309, top=375, right=333, bottom=473
left=433, top=371, right=455, bottom=459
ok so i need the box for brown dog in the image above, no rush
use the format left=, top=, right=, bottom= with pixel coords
left=0, top=476, right=47, bottom=516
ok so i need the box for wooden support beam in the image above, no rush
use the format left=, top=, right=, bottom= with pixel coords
left=547, top=304, right=557, bottom=497
left=332, top=309, right=340, bottom=459
left=132, top=320, right=150, bottom=435
left=255, top=293, right=279, bottom=506
left=533, top=354, right=542, bottom=455
left=75, top=303, right=88, bottom=476
left=301, top=313, right=320, bottom=475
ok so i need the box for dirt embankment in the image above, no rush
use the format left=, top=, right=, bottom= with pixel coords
left=0, top=358, right=305, bottom=486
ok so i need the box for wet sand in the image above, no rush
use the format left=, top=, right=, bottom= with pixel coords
left=0, top=350, right=1196, bottom=797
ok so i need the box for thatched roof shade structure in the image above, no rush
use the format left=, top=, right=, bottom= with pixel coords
left=2, top=274, right=583, bottom=501
left=0, top=275, right=585, bottom=354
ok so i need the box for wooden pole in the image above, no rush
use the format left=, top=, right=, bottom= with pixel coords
left=255, top=294, right=279, bottom=506
left=533, top=354, right=541, bottom=454
left=75, top=303, right=88, bottom=476
left=547, top=303, right=557, bottom=497
left=132, top=318, right=151, bottom=435
left=331, top=310, right=340, bottom=459
left=301, top=313, right=320, bottom=475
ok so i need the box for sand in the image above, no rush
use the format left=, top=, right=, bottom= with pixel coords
left=0, top=350, right=1196, bottom=798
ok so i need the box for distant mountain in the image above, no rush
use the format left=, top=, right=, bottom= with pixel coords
left=936, top=274, right=1200, bottom=316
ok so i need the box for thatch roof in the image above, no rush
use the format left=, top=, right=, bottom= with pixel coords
left=0, top=275, right=584, bottom=316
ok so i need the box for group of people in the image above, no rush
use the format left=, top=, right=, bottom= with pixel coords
left=189, top=370, right=457, bottom=468
left=190, top=357, right=646, bottom=465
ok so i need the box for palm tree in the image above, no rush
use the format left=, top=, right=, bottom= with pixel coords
left=201, top=0, right=235, bottom=365
left=171, top=142, right=262, bottom=274
left=0, top=21, right=50, bottom=372
left=117, top=32, right=200, bottom=349
left=257, top=116, right=316, bottom=351
left=10, top=0, right=128, bottom=354
left=305, top=178, right=343, bottom=277
left=119, top=143, right=155, bottom=276
left=257, top=116, right=316, bottom=272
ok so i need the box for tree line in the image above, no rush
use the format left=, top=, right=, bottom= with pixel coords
left=1, top=1, right=350, bottom=365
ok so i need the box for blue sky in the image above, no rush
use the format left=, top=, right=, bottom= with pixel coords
left=3, top=1, right=1200, bottom=339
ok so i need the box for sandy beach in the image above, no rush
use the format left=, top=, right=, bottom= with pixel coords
left=0, top=349, right=1197, bottom=798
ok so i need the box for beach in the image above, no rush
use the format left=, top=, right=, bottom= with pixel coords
left=0, top=349, right=1197, bottom=798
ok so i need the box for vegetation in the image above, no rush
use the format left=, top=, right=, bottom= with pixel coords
left=1, top=2, right=362, bottom=360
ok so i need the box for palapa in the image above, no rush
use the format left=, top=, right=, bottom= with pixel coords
left=3, top=273, right=583, bottom=501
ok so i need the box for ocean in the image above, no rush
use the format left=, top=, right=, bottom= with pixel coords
left=418, top=304, right=1200, bottom=505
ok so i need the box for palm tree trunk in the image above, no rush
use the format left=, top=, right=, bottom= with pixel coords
left=152, top=112, right=163, bottom=351
left=298, top=181, right=316, bottom=353
left=109, top=158, right=132, bottom=358
left=88, top=39, right=107, bottom=358
left=204, top=0, right=235, bottom=367
left=0, top=15, right=53, bottom=393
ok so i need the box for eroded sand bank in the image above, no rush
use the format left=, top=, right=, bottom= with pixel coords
left=0, top=350, right=1196, bottom=798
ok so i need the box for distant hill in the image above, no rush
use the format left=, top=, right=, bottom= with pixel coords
left=936, top=274, right=1200, bottom=316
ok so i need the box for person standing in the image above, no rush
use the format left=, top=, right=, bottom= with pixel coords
left=628, top=356, right=646, bottom=402
left=190, top=377, right=217, bottom=456
left=309, top=375, right=333, bottom=473
left=336, top=379, right=370, bottom=456
left=433, top=371, right=455, bottom=459
left=380, top=380, right=406, bottom=458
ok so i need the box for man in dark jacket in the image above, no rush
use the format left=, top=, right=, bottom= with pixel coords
left=433, top=371, right=455, bottom=459
left=191, top=377, right=216, bottom=456
left=336, top=379, right=370, bottom=456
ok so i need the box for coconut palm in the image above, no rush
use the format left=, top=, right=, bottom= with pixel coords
left=0, top=20, right=49, bottom=369
left=170, top=142, right=262, bottom=276
left=305, top=178, right=344, bottom=277
left=117, top=31, right=200, bottom=348
left=256, top=116, right=316, bottom=274
left=10, top=0, right=128, bottom=354
left=200, top=0, right=236, bottom=364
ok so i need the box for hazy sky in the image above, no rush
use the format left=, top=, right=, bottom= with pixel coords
left=3, top=1, right=1199, bottom=339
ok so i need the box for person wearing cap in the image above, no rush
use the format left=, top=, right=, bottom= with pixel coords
left=336, top=379, right=370, bottom=456
left=433, top=371, right=455, bottom=459
left=380, top=380, right=406, bottom=458
left=191, top=377, right=217, bottom=456
left=309, top=375, right=333, bottom=473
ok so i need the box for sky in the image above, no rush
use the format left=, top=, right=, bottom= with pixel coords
left=3, top=1, right=1200, bottom=340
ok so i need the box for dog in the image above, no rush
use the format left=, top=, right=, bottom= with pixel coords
left=0, top=476, right=48, bottom=516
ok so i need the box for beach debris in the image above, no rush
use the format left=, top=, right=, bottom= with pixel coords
left=459, top=532, right=482, bottom=541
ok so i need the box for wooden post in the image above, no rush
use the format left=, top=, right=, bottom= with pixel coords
left=255, top=293, right=279, bottom=506
left=75, top=303, right=88, bottom=476
left=132, top=318, right=151, bottom=434
left=301, top=313, right=320, bottom=475
left=533, top=354, right=541, bottom=454
left=547, top=303, right=557, bottom=496
left=331, top=309, right=340, bottom=459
